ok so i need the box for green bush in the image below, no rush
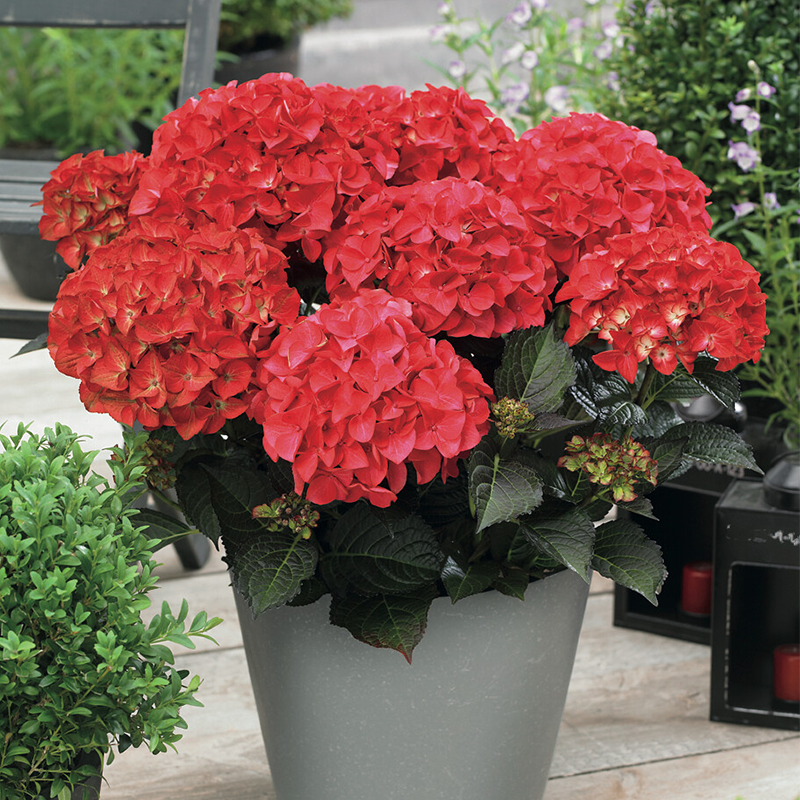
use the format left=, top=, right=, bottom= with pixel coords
left=0, top=27, right=184, bottom=156
left=0, top=424, right=220, bottom=799
left=599, top=0, right=798, bottom=234
left=218, top=0, right=353, bottom=52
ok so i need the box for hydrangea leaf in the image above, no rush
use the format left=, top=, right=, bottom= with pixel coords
left=491, top=570, right=530, bottom=600
left=494, top=324, right=576, bottom=414
left=468, top=438, right=544, bottom=533
left=569, top=348, right=644, bottom=425
left=684, top=358, right=742, bottom=409
left=520, top=507, right=596, bottom=582
left=417, top=471, right=471, bottom=526
left=130, top=507, right=198, bottom=551
left=591, top=519, right=666, bottom=605
left=659, top=421, right=761, bottom=473
left=319, top=504, right=445, bottom=597
left=329, top=591, right=436, bottom=663
left=174, top=458, right=222, bottom=544
left=231, top=532, right=319, bottom=616
left=441, top=557, right=501, bottom=603
left=615, top=495, right=658, bottom=520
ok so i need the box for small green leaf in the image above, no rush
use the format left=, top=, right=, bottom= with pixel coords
left=319, top=504, right=445, bottom=597
left=329, top=591, right=436, bottom=663
left=591, top=519, right=666, bottom=604
left=11, top=332, right=48, bottom=358
left=520, top=507, right=596, bottom=582
left=229, top=532, right=319, bottom=616
left=468, top=438, right=544, bottom=533
left=615, top=495, right=658, bottom=520
left=441, top=557, right=500, bottom=603
left=494, top=324, right=576, bottom=413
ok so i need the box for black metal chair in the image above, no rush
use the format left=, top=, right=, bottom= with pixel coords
left=0, top=0, right=222, bottom=570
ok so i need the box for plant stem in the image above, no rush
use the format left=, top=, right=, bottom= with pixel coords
left=635, top=363, right=658, bottom=408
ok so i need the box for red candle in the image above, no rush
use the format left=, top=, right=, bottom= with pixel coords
left=680, top=561, right=713, bottom=616
left=774, top=644, right=800, bottom=703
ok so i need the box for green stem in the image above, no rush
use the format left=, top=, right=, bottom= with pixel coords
left=635, top=363, right=658, bottom=408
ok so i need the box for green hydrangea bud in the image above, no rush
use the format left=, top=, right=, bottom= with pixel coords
left=253, top=493, right=320, bottom=539
left=491, top=397, right=537, bottom=439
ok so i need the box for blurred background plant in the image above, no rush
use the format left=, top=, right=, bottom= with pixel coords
left=0, top=27, right=184, bottom=156
left=429, top=0, right=619, bottom=133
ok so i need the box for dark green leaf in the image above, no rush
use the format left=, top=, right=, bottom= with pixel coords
left=520, top=507, right=596, bottom=582
left=418, top=470, right=471, bottom=526
left=229, top=531, right=319, bottom=616
left=494, top=324, right=576, bottom=414
left=468, top=438, right=544, bottom=533
left=11, top=332, right=48, bottom=358
left=591, top=519, right=666, bottom=605
left=615, top=495, right=658, bottom=520
left=441, top=557, right=500, bottom=603
left=646, top=435, right=689, bottom=485
left=659, top=422, right=761, bottom=474
left=492, top=570, right=530, bottom=600
left=329, top=591, right=436, bottom=662
left=287, top=577, right=328, bottom=607
left=319, top=504, right=445, bottom=597
left=174, top=458, right=222, bottom=544
left=131, top=507, right=198, bottom=552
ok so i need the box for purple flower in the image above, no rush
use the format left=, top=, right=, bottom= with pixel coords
left=594, top=40, right=613, bottom=60
left=757, top=81, right=776, bottom=98
left=585, top=0, right=602, bottom=5
left=436, top=1, right=450, bottom=16
left=501, top=43, right=525, bottom=65
left=732, top=202, right=757, bottom=220
left=501, top=82, right=530, bottom=113
left=429, top=25, right=450, bottom=43
left=607, top=71, right=621, bottom=92
left=544, top=85, right=569, bottom=113
left=507, top=2, right=532, bottom=26
left=521, top=50, right=539, bottom=70
left=728, top=102, right=750, bottom=122
left=530, top=0, right=549, bottom=9
left=447, top=59, right=466, bottom=79
left=566, top=17, right=584, bottom=35
left=735, top=88, right=752, bottom=102
left=602, top=21, right=621, bottom=38
left=727, top=140, right=760, bottom=172
left=764, top=192, right=779, bottom=210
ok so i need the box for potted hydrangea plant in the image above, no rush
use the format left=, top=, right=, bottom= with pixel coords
left=0, top=424, right=220, bottom=800
left=35, top=74, right=767, bottom=800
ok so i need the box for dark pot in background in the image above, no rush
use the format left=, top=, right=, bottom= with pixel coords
left=215, top=34, right=301, bottom=84
left=0, top=234, right=67, bottom=301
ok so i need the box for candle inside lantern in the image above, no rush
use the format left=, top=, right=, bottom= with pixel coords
left=773, top=644, right=800, bottom=703
left=680, top=561, right=713, bottom=616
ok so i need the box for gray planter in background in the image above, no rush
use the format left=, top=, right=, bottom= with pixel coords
left=234, top=568, right=589, bottom=800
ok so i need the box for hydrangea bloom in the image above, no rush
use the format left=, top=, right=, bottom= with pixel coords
left=39, top=151, right=146, bottom=268
left=556, top=227, right=768, bottom=381
left=48, top=217, right=300, bottom=437
left=250, top=291, right=493, bottom=506
left=322, top=177, right=557, bottom=337
left=489, top=113, right=712, bottom=276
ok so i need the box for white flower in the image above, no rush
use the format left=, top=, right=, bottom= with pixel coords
left=429, top=24, right=450, bottom=43
left=741, top=111, right=761, bottom=134
left=507, top=2, right=532, bottom=26
left=501, top=42, right=526, bottom=65
left=731, top=202, right=757, bottom=220
left=501, top=82, right=530, bottom=112
left=764, top=192, right=779, bottom=210
left=436, top=1, right=450, bottom=16
left=448, top=59, right=467, bottom=79
left=530, top=0, right=549, bottom=8
left=735, top=88, right=752, bottom=102
left=594, top=40, right=613, bottom=60
left=602, top=21, right=620, bottom=38
left=544, top=85, right=569, bottom=113
left=757, top=81, right=776, bottom=98
left=521, top=50, right=539, bottom=70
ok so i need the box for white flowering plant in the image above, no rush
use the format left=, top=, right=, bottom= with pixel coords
left=429, top=0, right=617, bottom=132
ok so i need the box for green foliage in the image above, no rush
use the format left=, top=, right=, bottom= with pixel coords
left=218, top=0, right=353, bottom=51
left=0, top=424, right=220, bottom=799
left=0, top=27, right=184, bottom=156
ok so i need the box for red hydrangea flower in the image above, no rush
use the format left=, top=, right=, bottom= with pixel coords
left=323, top=177, right=557, bottom=337
left=555, top=227, right=768, bottom=382
left=249, top=290, right=493, bottom=507
left=48, top=217, right=300, bottom=437
left=489, top=113, right=712, bottom=276
left=38, top=150, right=147, bottom=268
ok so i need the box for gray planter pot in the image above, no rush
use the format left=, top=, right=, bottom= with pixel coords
left=234, top=568, right=589, bottom=800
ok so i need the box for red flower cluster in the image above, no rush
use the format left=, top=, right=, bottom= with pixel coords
left=323, top=178, right=557, bottom=337
left=489, top=113, right=712, bottom=276
left=556, top=228, right=769, bottom=382
left=249, top=291, right=493, bottom=506
left=48, top=217, right=300, bottom=437
left=39, top=151, right=146, bottom=268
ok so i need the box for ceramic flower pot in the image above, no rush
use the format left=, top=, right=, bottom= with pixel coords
left=234, top=568, right=589, bottom=800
